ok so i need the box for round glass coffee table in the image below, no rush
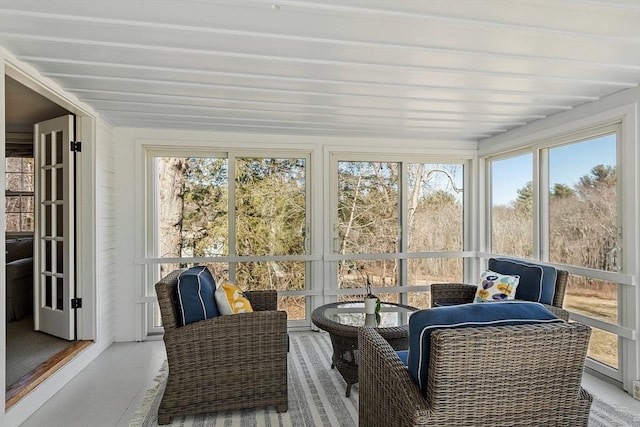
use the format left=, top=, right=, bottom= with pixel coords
left=311, top=301, right=417, bottom=397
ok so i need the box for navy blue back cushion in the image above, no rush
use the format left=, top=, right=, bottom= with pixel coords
left=407, top=301, right=563, bottom=392
left=175, top=266, right=220, bottom=326
left=489, top=258, right=557, bottom=305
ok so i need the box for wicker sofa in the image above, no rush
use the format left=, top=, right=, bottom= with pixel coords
left=431, top=257, right=569, bottom=320
left=358, top=320, right=593, bottom=427
left=155, top=269, right=288, bottom=425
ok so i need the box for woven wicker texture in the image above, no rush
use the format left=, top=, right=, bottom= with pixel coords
left=431, top=269, right=569, bottom=320
left=359, top=322, right=592, bottom=427
left=312, top=302, right=416, bottom=397
left=155, top=269, right=288, bottom=425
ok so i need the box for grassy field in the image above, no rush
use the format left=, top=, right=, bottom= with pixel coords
left=563, top=293, right=618, bottom=368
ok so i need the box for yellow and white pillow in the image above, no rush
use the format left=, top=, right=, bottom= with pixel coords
left=215, top=282, right=254, bottom=314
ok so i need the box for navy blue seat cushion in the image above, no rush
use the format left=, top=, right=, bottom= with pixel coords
left=175, top=266, right=220, bottom=326
left=397, top=350, right=409, bottom=366
left=407, top=301, right=563, bottom=392
left=489, top=258, right=557, bottom=305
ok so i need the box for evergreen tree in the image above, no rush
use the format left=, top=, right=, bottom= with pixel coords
left=577, top=164, right=616, bottom=193
left=513, top=181, right=533, bottom=214
left=551, top=183, right=575, bottom=199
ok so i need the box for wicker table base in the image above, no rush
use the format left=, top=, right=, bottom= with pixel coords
left=311, top=301, right=416, bottom=397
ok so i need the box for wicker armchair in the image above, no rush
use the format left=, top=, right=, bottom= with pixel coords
left=358, top=322, right=592, bottom=427
left=431, top=260, right=569, bottom=320
left=155, top=269, right=288, bottom=425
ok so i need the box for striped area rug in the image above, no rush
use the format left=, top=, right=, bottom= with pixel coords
left=588, top=397, right=640, bottom=427
left=130, top=331, right=358, bottom=427
left=131, top=331, right=639, bottom=427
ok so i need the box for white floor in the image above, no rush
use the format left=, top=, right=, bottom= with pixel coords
left=15, top=338, right=640, bottom=427
left=19, top=339, right=167, bottom=427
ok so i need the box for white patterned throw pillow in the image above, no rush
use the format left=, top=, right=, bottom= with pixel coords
left=474, top=270, right=520, bottom=303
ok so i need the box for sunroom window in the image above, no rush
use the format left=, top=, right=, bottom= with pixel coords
left=149, top=152, right=310, bottom=330
left=333, top=158, right=465, bottom=309
left=548, top=133, right=619, bottom=369
left=486, top=125, right=626, bottom=380
left=490, top=153, right=533, bottom=258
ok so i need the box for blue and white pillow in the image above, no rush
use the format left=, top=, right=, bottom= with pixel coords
left=175, top=266, right=220, bottom=326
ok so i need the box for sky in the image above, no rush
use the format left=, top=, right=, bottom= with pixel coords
left=492, top=134, right=617, bottom=206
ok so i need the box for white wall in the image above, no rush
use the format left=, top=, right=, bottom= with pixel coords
left=113, top=127, right=141, bottom=342
left=95, top=119, right=117, bottom=344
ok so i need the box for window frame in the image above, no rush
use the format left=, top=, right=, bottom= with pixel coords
left=486, top=148, right=535, bottom=258
left=326, top=151, right=471, bottom=307
left=143, top=147, right=316, bottom=333
left=484, top=122, right=634, bottom=382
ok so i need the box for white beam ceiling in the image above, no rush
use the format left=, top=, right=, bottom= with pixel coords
left=1, top=0, right=639, bottom=142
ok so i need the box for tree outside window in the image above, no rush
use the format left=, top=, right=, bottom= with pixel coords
left=548, top=134, right=619, bottom=369
left=155, top=155, right=308, bottom=321
left=489, top=133, right=620, bottom=370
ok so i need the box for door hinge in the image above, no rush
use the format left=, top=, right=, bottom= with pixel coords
left=70, top=140, right=82, bottom=152
left=71, top=298, right=82, bottom=309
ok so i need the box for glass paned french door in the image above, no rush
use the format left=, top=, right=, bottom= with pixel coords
left=34, top=115, right=76, bottom=341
